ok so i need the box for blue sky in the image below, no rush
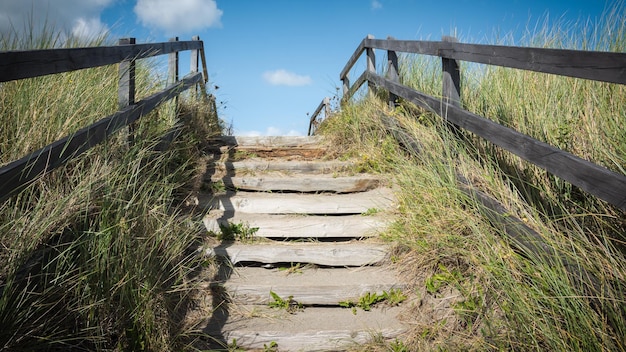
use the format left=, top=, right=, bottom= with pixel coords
left=0, top=0, right=615, bottom=135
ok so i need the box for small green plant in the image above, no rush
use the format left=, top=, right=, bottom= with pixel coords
left=389, top=338, right=409, bottom=352
left=269, top=290, right=302, bottom=313
left=217, top=222, right=259, bottom=242
left=210, top=180, right=226, bottom=193
left=339, top=289, right=406, bottom=314
left=227, top=338, right=245, bottom=351
left=263, top=341, right=279, bottom=352
left=425, top=265, right=461, bottom=294
left=384, top=288, right=407, bottom=306
left=453, top=296, right=482, bottom=327
left=361, top=207, right=381, bottom=216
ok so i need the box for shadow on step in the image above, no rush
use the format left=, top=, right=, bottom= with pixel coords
left=198, top=140, right=238, bottom=349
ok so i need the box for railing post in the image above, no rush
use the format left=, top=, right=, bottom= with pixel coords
left=168, top=37, right=179, bottom=85
left=118, top=37, right=136, bottom=144
left=323, top=96, right=331, bottom=118
left=441, top=35, right=461, bottom=135
left=386, top=35, right=399, bottom=108
left=118, top=38, right=136, bottom=109
left=191, top=35, right=200, bottom=96
left=441, top=36, right=461, bottom=106
left=366, top=34, right=376, bottom=94
left=341, top=76, right=350, bottom=106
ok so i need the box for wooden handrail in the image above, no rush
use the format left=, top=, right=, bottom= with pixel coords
left=307, top=97, right=331, bottom=136
left=0, top=39, right=203, bottom=82
left=339, top=35, right=626, bottom=210
left=341, top=35, right=626, bottom=85
left=0, top=36, right=209, bottom=202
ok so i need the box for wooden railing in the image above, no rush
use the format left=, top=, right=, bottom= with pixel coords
left=0, top=36, right=209, bottom=202
left=335, top=35, right=626, bottom=210
left=307, top=97, right=331, bottom=136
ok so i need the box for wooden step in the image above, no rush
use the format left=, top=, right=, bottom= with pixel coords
left=203, top=212, right=387, bottom=238
left=221, top=266, right=405, bottom=305
left=208, top=188, right=395, bottom=215
left=209, top=135, right=325, bottom=148
left=209, top=174, right=380, bottom=193
left=207, top=242, right=388, bottom=266
left=203, top=306, right=406, bottom=351
left=213, top=159, right=355, bottom=174
left=206, top=136, right=329, bottom=159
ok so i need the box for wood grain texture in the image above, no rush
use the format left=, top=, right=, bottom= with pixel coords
left=208, top=242, right=388, bottom=266
left=210, top=306, right=406, bottom=351
left=212, top=174, right=381, bottom=193
left=210, top=188, right=395, bottom=214
left=367, top=72, right=626, bottom=210
left=203, top=212, right=387, bottom=238
left=0, top=72, right=202, bottom=201
left=214, top=159, right=354, bottom=173
left=223, top=266, right=405, bottom=305
left=366, top=38, right=626, bottom=84
left=0, top=40, right=203, bottom=82
left=208, top=135, right=324, bottom=148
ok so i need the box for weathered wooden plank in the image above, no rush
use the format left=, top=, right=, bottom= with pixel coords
left=367, top=72, right=626, bottom=210
left=209, top=188, right=395, bottom=214
left=208, top=306, right=406, bottom=352
left=208, top=135, right=324, bottom=148
left=210, top=174, right=380, bottom=193
left=366, top=38, right=626, bottom=84
left=0, top=40, right=203, bottom=82
left=223, top=267, right=405, bottom=305
left=207, top=242, right=388, bottom=266
left=230, top=147, right=327, bottom=159
left=214, top=159, right=355, bottom=173
left=203, top=212, right=387, bottom=238
left=0, top=72, right=202, bottom=202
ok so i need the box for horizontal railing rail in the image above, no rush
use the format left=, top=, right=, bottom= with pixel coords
left=0, top=36, right=209, bottom=202
left=0, top=39, right=206, bottom=82
left=339, top=35, right=626, bottom=211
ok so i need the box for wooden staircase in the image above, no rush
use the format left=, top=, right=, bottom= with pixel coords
left=199, top=136, right=407, bottom=351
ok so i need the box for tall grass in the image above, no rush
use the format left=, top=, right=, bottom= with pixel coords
left=321, top=3, right=626, bottom=350
left=0, top=25, right=220, bottom=350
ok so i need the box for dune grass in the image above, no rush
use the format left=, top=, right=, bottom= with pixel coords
left=320, top=4, right=626, bottom=350
left=0, top=26, right=221, bottom=351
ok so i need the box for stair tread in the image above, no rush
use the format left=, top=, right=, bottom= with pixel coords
left=209, top=174, right=381, bottom=193
left=212, top=159, right=356, bottom=173
left=221, top=266, right=405, bottom=305
left=207, top=188, right=396, bottom=214
left=203, top=306, right=406, bottom=351
left=203, top=212, right=388, bottom=238
left=207, top=242, right=388, bottom=266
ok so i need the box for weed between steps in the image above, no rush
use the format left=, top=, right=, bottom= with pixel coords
left=268, top=290, right=303, bottom=314
left=339, top=289, right=407, bottom=314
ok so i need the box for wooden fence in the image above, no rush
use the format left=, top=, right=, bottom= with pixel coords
left=0, top=36, right=209, bottom=202
left=313, top=35, right=626, bottom=211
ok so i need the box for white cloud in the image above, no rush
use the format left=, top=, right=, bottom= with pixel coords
left=72, top=17, right=108, bottom=39
left=0, top=0, right=113, bottom=40
left=262, top=69, right=312, bottom=87
left=371, top=0, right=383, bottom=10
left=238, top=127, right=303, bottom=136
left=134, top=0, right=223, bottom=34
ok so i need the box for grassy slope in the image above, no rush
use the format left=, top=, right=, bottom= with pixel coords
left=320, top=5, right=626, bottom=351
left=0, top=29, right=221, bottom=351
